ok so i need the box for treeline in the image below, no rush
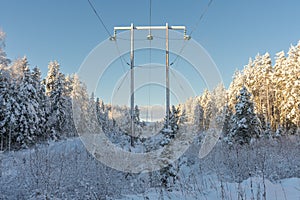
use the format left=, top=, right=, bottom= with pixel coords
left=180, top=41, right=300, bottom=144
left=0, top=29, right=299, bottom=150
left=0, top=57, right=81, bottom=150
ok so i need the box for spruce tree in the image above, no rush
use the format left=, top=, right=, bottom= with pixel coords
left=71, top=74, right=89, bottom=134
left=16, top=57, right=39, bottom=147
left=46, top=61, right=67, bottom=134
left=0, top=69, right=11, bottom=150
left=0, top=30, right=10, bottom=67
left=32, top=66, right=50, bottom=140
left=229, top=86, right=261, bottom=145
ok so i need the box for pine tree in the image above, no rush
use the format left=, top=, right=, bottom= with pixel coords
left=229, top=86, right=261, bottom=145
left=284, top=42, right=300, bottom=132
left=251, top=53, right=273, bottom=129
left=273, top=51, right=287, bottom=130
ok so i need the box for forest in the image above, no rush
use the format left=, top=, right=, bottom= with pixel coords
left=0, top=29, right=299, bottom=151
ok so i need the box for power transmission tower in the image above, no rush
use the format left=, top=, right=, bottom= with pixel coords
left=111, top=23, right=190, bottom=146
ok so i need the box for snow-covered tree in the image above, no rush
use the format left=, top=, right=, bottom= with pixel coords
left=284, top=42, right=300, bottom=132
left=134, top=105, right=140, bottom=124
left=192, top=100, right=204, bottom=131
left=45, top=61, right=68, bottom=134
left=221, top=104, right=233, bottom=138
left=161, top=105, right=181, bottom=147
left=249, top=53, right=273, bottom=129
left=32, top=66, right=50, bottom=140
left=228, top=70, right=244, bottom=110
left=87, top=92, right=101, bottom=134
left=199, top=89, right=213, bottom=130
left=169, top=105, right=180, bottom=135
left=71, top=74, right=89, bottom=134
left=228, top=86, right=261, bottom=145
left=62, top=74, right=76, bottom=136
left=273, top=51, right=287, bottom=130
left=95, top=97, right=109, bottom=131
left=0, top=69, right=12, bottom=150
left=46, top=61, right=59, bottom=96
left=15, top=57, right=40, bottom=147
left=211, top=83, right=227, bottom=113
left=0, top=30, right=10, bottom=67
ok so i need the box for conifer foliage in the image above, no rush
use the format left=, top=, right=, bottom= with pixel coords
left=227, top=86, right=261, bottom=145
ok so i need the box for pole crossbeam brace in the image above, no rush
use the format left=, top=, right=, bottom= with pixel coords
left=114, top=25, right=186, bottom=31
left=111, top=23, right=190, bottom=145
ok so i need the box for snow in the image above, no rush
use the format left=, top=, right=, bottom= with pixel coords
left=1, top=136, right=299, bottom=199
left=121, top=177, right=300, bottom=200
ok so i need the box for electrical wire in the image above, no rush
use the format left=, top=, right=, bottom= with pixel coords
left=116, top=69, right=130, bottom=92
left=149, top=0, right=152, bottom=37
left=170, top=69, right=190, bottom=98
left=170, top=0, right=214, bottom=67
left=87, top=0, right=112, bottom=37
left=87, top=0, right=130, bottom=73
left=189, top=0, right=213, bottom=36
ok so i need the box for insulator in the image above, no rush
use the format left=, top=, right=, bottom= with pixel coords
left=147, top=34, right=153, bottom=40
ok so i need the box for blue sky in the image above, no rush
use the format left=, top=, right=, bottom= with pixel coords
left=1, top=0, right=300, bottom=104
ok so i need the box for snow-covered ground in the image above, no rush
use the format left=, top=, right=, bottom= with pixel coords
left=121, top=177, right=300, bottom=200
left=0, top=136, right=299, bottom=199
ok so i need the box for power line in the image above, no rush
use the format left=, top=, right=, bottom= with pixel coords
left=189, top=0, right=213, bottom=36
left=114, top=42, right=130, bottom=66
left=170, top=69, right=190, bottom=98
left=149, top=0, right=152, bottom=34
left=87, top=0, right=129, bottom=73
left=116, top=69, right=130, bottom=92
left=170, top=0, right=213, bottom=66
left=87, top=0, right=112, bottom=37
left=170, top=40, right=188, bottom=66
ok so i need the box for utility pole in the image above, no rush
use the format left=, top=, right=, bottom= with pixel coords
left=130, top=23, right=135, bottom=146
left=111, top=23, right=190, bottom=145
left=165, top=23, right=170, bottom=127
